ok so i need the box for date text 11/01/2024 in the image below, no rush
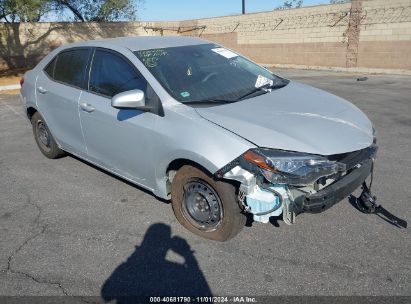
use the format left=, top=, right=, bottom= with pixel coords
left=149, top=296, right=257, bottom=303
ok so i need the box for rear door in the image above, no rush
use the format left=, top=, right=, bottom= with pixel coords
left=78, top=48, right=158, bottom=185
left=36, top=48, right=91, bottom=155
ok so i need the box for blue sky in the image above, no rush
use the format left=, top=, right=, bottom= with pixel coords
left=139, top=0, right=332, bottom=21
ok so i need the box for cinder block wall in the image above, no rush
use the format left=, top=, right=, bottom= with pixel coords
left=191, top=2, right=353, bottom=68
left=185, top=0, right=411, bottom=71
left=1, top=0, right=410, bottom=73
left=357, top=0, right=411, bottom=70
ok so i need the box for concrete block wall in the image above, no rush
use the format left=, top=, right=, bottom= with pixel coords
left=194, top=2, right=352, bottom=68
left=188, top=0, right=411, bottom=72
left=357, top=0, right=411, bottom=69
left=0, top=0, right=410, bottom=73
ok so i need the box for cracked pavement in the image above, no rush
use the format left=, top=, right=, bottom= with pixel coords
left=0, top=69, right=410, bottom=297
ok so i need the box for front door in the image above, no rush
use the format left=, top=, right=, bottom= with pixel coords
left=79, top=48, right=158, bottom=186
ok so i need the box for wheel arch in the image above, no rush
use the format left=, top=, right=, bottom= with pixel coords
left=152, top=151, right=221, bottom=200
left=163, top=158, right=214, bottom=199
left=166, top=158, right=213, bottom=176
left=26, top=106, right=38, bottom=120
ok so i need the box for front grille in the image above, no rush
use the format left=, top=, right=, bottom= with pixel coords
left=327, top=145, right=377, bottom=171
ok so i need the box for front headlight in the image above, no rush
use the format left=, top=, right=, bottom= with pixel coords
left=241, top=148, right=346, bottom=186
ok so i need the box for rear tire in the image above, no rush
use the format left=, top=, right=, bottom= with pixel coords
left=171, top=165, right=246, bottom=241
left=31, top=112, right=65, bottom=159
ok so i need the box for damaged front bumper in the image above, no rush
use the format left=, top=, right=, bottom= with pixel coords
left=217, top=145, right=376, bottom=225
left=302, top=158, right=372, bottom=213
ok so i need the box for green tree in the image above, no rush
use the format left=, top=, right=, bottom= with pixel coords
left=276, top=0, right=303, bottom=10
left=51, top=0, right=139, bottom=22
left=0, top=0, right=50, bottom=22
left=0, top=0, right=140, bottom=22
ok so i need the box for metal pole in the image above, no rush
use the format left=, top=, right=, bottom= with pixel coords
left=242, top=0, right=245, bottom=14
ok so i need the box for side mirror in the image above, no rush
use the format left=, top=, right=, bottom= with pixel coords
left=111, top=89, right=147, bottom=109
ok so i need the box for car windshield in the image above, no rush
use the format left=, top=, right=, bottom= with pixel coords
left=134, top=44, right=288, bottom=104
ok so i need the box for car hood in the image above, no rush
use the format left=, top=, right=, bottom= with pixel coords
left=195, top=81, right=374, bottom=156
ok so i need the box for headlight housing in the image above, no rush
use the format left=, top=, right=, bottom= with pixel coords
left=241, top=148, right=346, bottom=186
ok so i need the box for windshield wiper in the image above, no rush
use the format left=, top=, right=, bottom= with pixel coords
left=182, top=98, right=237, bottom=104
left=237, top=80, right=289, bottom=101
left=181, top=79, right=289, bottom=104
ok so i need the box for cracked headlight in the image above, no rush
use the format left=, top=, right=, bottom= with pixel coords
left=241, top=148, right=346, bottom=186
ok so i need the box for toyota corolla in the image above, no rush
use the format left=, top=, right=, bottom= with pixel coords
left=20, top=36, right=378, bottom=241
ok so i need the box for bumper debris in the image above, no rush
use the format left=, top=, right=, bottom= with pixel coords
left=220, top=145, right=387, bottom=226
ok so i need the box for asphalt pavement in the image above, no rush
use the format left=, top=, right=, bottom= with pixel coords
left=0, top=69, right=410, bottom=298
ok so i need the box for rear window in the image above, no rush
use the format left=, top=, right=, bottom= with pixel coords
left=53, top=49, right=90, bottom=88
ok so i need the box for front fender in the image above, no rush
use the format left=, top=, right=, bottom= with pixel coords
left=151, top=105, right=255, bottom=199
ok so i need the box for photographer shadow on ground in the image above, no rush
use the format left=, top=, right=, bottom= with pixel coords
left=101, top=223, right=212, bottom=302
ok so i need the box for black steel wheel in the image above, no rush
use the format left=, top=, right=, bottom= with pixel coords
left=171, top=165, right=246, bottom=241
left=31, top=112, right=65, bottom=159
left=36, top=120, right=51, bottom=152
left=182, top=180, right=223, bottom=231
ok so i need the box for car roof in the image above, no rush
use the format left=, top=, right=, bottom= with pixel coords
left=65, top=36, right=210, bottom=52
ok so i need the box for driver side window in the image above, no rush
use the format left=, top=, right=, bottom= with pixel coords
left=89, top=49, right=147, bottom=98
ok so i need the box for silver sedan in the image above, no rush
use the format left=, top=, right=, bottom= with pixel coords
left=20, top=36, right=377, bottom=241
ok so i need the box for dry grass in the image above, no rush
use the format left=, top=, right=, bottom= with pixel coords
left=0, top=89, right=20, bottom=95
left=0, top=72, right=23, bottom=95
left=0, top=75, right=21, bottom=86
left=0, top=68, right=27, bottom=87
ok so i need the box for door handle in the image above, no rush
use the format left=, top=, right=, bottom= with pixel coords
left=80, top=103, right=95, bottom=113
left=37, top=86, right=47, bottom=94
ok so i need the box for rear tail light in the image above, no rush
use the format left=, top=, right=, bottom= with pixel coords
left=20, top=77, right=24, bottom=87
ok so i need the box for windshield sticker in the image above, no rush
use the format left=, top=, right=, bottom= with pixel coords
left=211, top=48, right=238, bottom=59
left=255, top=75, right=274, bottom=88
left=180, top=91, right=190, bottom=98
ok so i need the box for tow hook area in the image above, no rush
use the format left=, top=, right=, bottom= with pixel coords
left=349, top=182, right=407, bottom=229
left=282, top=193, right=297, bottom=225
